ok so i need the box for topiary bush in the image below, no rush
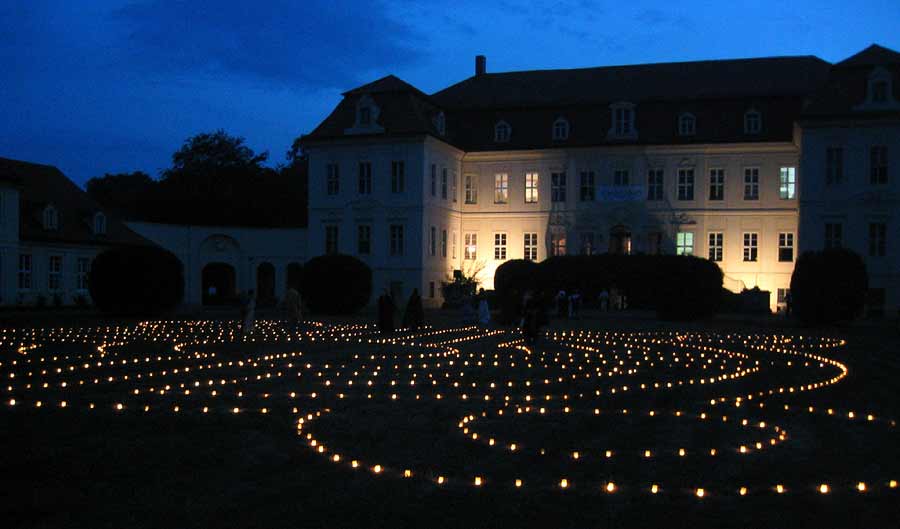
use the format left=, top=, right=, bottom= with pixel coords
left=653, top=255, right=723, bottom=320
left=89, top=246, right=184, bottom=315
left=790, top=248, right=868, bottom=325
left=494, top=259, right=540, bottom=323
left=300, top=254, right=372, bottom=315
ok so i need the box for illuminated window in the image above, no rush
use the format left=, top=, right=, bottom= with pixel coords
left=326, top=163, right=340, bottom=195
left=465, top=174, right=478, bottom=204
left=524, top=233, right=538, bottom=260
left=676, top=232, right=694, bottom=255
left=430, top=226, right=436, bottom=256
left=325, top=225, right=339, bottom=255
left=580, top=232, right=594, bottom=255
left=826, top=147, right=843, bottom=185
left=743, top=168, right=759, bottom=200
left=430, top=164, right=436, bottom=196
left=358, top=162, right=372, bottom=195
left=494, top=173, right=509, bottom=204
left=441, top=229, right=448, bottom=258
left=43, top=205, right=58, bottom=231
left=709, top=169, right=725, bottom=201
left=390, top=225, right=405, bottom=256
left=48, top=255, right=62, bottom=291
left=869, top=222, right=886, bottom=257
left=525, top=172, right=539, bottom=203
left=744, top=110, right=761, bottom=134
left=451, top=231, right=458, bottom=259
left=825, top=223, right=843, bottom=249
left=613, top=169, right=629, bottom=186
left=677, top=169, right=694, bottom=201
left=870, top=146, right=888, bottom=185
left=647, top=169, right=664, bottom=201
left=464, top=233, right=477, bottom=260
left=76, top=257, right=90, bottom=291
left=552, top=118, right=569, bottom=140
left=550, top=229, right=566, bottom=256
left=391, top=161, right=405, bottom=193
left=778, top=233, right=794, bottom=262
left=357, top=225, right=371, bottom=255
left=579, top=171, right=595, bottom=201
left=494, top=233, right=507, bottom=260
left=18, top=254, right=31, bottom=290
left=494, top=121, right=511, bottom=142
left=708, top=232, right=723, bottom=262
left=551, top=172, right=566, bottom=202
left=779, top=167, right=796, bottom=199
left=441, top=168, right=448, bottom=199
left=743, top=232, right=758, bottom=262
left=678, top=113, right=696, bottom=136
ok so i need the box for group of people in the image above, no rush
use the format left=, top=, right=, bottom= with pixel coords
left=238, top=287, right=304, bottom=339
left=597, top=288, right=626, bottom=312
left=377, top=288, right=424, bottom=335
left=555, top=290, right=583, bottom=319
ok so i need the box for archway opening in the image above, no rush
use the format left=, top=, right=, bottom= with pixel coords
left=257, top=262, right=276, bottom=306
left=202, top=263, right=236, bottom=306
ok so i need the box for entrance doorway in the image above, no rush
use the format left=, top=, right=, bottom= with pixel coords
left=609, top=225, right=632, bottom=255
left=202, top=263, right=236, bottom=305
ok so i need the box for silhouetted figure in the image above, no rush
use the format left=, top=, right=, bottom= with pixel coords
left=403, top=289, right=424, bottom=330
left=477, top=288, right=491, bottom=325
left=598, top=289, right=609, bottom=312
left=785, top=291, right=792, bottom=317
left=556, top=289, right=567, bottom=318
left=522, top=291, right=543, bottom=345
left=284, top=287, right=302, bottom=325
left=377, top=291, right=395, bottom=335
left=241, top=289, right=256, bottom=338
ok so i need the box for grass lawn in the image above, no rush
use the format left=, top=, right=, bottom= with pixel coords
left=1, top=314, right=899, bottom=529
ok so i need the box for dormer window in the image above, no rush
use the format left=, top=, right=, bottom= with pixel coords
left=678, top=113, right=696, bottom=136
left=42, top=205, right=58, bottom=231
left=345, top=94, right=384, bottom=135
left=434, top=112, right=446, bottom=135
left=608, top=102, right=637, bottom=139
left=93, top=212, right=107, bottom=235
left=744, top=109, right=761, bottom=134
left=867, top=67, right=894, bottom=105
left=552, top=118, right=569, bottom=140
left=494, top=121, right=511, bottom=143
left=358, top=106, right=371, bottom=126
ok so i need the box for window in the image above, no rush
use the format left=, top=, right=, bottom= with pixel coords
left=358, top=162, right=372, bottom=194
left=677, top=169, right=694, bottom=201
left=778, top=167, right=796, bottom=199
left=325, top=225, right=339, bottom=255
left=778, top=233, right=794, bottom=262
left=389, top=225, right=404, bottom=256
left=871, top=146, right=888, bottom=185
left=867, top=69, right=893, bottom=104
left=524, top=233, right=538, bottom=261
left=451, top=231, right=458, bottom=259
left=494, top=121, right=511, bottom=142
left=610, top=103, right=635, bottom=137
left=430, top=164, right=436, bottom=196
left=647, top=169, right=664, bottom=201
left=494, top=233, right=507, bottom=260
left=357, top=225, right=371, bottom=255
left=552, top=118, right=569, bottom=140
left=579, top=171, right=595, bottom=201
left=551, top=172, right=566, bottom=202
left=452, top=172, right=458, bottom=203
left=825, top=223, right=843, bottom=249
left=676, top=232, right=694, bottom=256
left=441, top=168, right=448, bottom=199
left=48, top=255, right=62, bottom=291
left=326, top=163, right=340, bottom=195
left=744, top=110, right=761, bottom=134
left=93, top=212, right=107, bottom=235
left=18, top=254, right=31, bottom=290
left=743, top=168, right=759, bottom=200
left=525, top=172, right=539, bottom=204
left=76, top=257, right=90, bottom=291
left=43, top=205, right=58, bottom=230
left=429, top=226, right=436, bottom=256
left=613, top=169, right=629, bottom=186
left=441, top=229, right=448, bottom=258
left=872, top=80, right=889, bottom=103
left=708, top=232, right=723, bottom=262
left=359, top=106, right=371, bottom=126
left=391, top=161, right=405, bottom=193
left=826, top=147, right=843, bottom=185
left=869, top=222, right=886, bottom=257
left=678, top=113, right=696, bottom=136
left=494, top=173, right=509, bottom=204
left=708, top=169, right=725, bottom=201
left=465, top=175, right=478, bottom=204
left=580, top=232, right=594, bottom=255
left=743, top=232, right=758, bottom=262
left=550, top=230, right=566, bottom=256
left=464, top=233, right=477, bottom=260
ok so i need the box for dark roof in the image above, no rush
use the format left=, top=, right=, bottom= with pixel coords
left=835, top=44, right=900, bottom=68
left=0, top=157, right=154, bottom=247
left=802, top=44, right=900, bottom=120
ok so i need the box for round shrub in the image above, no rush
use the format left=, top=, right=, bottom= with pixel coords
left=790, top=248, right=868, bottom=325
left=89, top=245, right=184, bottom=315
left=494, top=259, right=540, bottom=323
left=300, top=254, right=372, bottom=315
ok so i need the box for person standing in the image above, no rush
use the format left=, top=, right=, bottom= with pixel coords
left=403, top=288, right=424, bottom=330
left=284, top=287, right=302, bottom=325
left=477, top=289, right=491, bottom=326
left=242, top=289, right=256, bottom=338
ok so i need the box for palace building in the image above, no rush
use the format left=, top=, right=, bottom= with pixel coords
left=300, top=44, right=899, bottom=314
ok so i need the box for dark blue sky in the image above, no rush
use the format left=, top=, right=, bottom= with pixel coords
left=2, top=0, right=898, bottom=186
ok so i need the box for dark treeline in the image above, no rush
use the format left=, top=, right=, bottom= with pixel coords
left=86, top=130, right=308, bottom=228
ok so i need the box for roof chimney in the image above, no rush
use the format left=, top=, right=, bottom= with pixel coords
left=475, top=55, right=486, bottom=76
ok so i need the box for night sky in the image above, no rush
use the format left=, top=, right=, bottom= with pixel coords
left=2, top=1, right=898, bottom=186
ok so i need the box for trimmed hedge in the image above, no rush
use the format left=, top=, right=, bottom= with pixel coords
left=89, top=246, right=184, bottom=315
left=300, top=254, right=372, bottom=315
left=790, top=248, right=868, bottom=325
left=494, top=259, right=540, bottom=323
